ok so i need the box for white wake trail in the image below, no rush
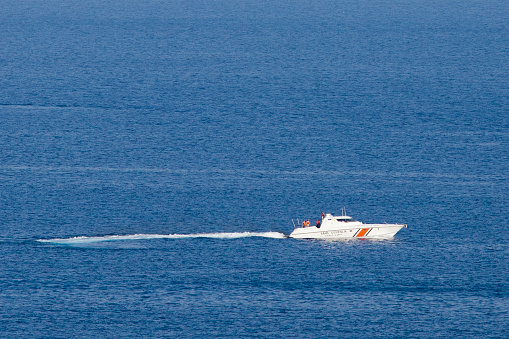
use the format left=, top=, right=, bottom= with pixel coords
left=37, top=232, right=287, bottom=244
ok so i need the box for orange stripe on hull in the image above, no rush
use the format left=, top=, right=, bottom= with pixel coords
left=356, top=228, right=370, bottom=237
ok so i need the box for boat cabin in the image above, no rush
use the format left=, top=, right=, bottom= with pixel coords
left=324, top=213, right=357, bottom=223
left=335, top=216, right=357, bottom=223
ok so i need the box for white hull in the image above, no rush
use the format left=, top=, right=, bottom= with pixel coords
left=289, top=213, right=406, bottom=239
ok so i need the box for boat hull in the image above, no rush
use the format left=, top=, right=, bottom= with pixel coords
left=289, top=224, right=406, bottom=239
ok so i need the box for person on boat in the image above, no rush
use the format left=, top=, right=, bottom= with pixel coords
left=321, top=212, right=324, bottom=219
left=306, top=220, right=310, bottom=227
left=302, top=221, right=306, bottom=227
left=316, top=220, right=321, bottom=228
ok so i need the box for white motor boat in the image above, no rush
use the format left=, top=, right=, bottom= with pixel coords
left=289, top=211, right=407, bottom=239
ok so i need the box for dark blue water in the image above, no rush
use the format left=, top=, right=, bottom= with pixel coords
left=1, top=0, right=507, bottom=337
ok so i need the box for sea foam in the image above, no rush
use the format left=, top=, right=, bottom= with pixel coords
left=37, top=232, right=286, bottom=244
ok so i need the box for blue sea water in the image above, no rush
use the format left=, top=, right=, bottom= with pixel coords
left=0, top=0, right=508, bottom=337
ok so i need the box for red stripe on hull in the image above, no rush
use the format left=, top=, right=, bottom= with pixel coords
left=356, top=228, right=370, bottom=237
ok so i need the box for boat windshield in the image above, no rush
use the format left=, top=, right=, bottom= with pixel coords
left=336, top=218, right=355, bottom=222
